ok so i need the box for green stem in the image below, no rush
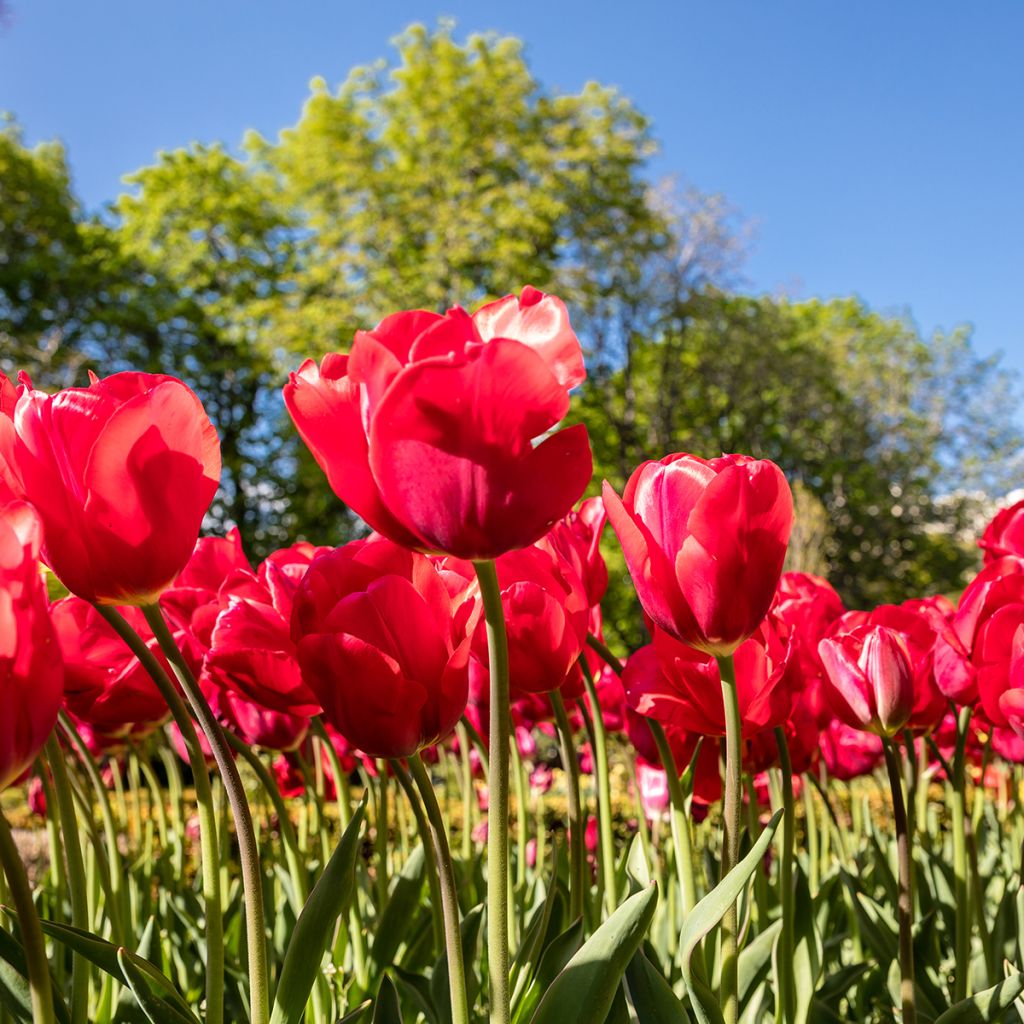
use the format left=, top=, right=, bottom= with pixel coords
left=715, top=653, right=742, bottom=1024
left=456, top=723, right=475, bottom=860
left=392, top=761, right=446, bottom=954
left=409, top=755, right=471, bottom=1024
left=883, top=740, right=917, bottom=1024
left=581, top=661, right=618, bottom=915
left=550, top=689, right=585, bottom=922
left=58, top=713, right=125, bottom=943
left=141, top=603, right=268, bottom=1024
left=43, top=735, right=90, bottom=1024
left=0, top=809, right=56, bottom=1024
left=93, top=604, right=224, bottom=1024
left=774, top=728, right=796, bottom=1024
left=473, top=559, right=511, bottom=1024
left=951, top=705, right=972, bottom=1002
left=647, top=719, right=696, bottom=916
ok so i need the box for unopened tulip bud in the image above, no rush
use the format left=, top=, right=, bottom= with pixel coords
left=818, top=625, right=914, bottom=738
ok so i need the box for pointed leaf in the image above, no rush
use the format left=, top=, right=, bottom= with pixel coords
left=371, top=844, right=427, bottom=967
left=372, top=975, right=404, bottom=1024
left=680, top=810, right=783, bottom=1024
left=624, top=949, right=690, bottom=1022
left=529, top=884, right=659, bottom=1024
left=933, top=971, right=1024, bottom=1023
left=116, top=949, right=201, bottom=1024
left=271, top=796, right=366, bottom=1024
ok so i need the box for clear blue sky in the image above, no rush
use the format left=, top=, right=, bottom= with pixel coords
left=2, top=0, right=1022, bottom=376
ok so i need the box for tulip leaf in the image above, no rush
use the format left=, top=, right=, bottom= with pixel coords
left=371, top=975, right=404, bottom=1024
left=270, top=796, right=366, bottom=1024
left=680, top=810, right=783, bottom=1024
left=528, top=884, right=659, bottom=1024
left=511, top=918, right=584, bottom=1024
left=792, top=867, right=823, bottom=1024
left=371, top=843, right=427, bottom=967
left=623, top=948, right=690, bottom=1022
left=932, top=971, right=1024, bottom=1023
left=0, top=923, right=70, bottom=1024
left=36, top=918, right=192, bottom=1018
left=116, top=948, right=201, bottom=1024
left=338, top=1001, right=372, bottom=1024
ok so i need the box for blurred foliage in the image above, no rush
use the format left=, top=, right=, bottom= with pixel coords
left=1, top=24, right=1020, bottom=634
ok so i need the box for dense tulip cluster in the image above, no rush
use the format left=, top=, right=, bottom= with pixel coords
left=1, top=288, right=1023, bottom=1024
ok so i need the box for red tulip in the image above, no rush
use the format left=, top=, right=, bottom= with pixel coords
left=51, top=598, right=172, bottom=740
left=819, top=719, right=883, bottom=781
left=933, top=556, right=1024, bottom=710
left=0, top=502, right=63, bottom=791
left=980, top=499, right=1024, bottom=564
left=604, top=453, right=793, bottom=655
left=623, top=616, right=792, bottom=742
left=818, top=625, right=914, bottom=738
left=828, top=604, right=946, bottom=735
left=203, top=542, right=326, bottom=718
left=0, top=371, right=220, bottom=604
left=448, top=537, right=590, bottom=697
left=291, top=536, right=478, bottom=758
left=284, top=288, right=592, bottom=560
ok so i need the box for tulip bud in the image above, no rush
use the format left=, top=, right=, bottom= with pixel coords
left=818, top=625, right=914, bottom=738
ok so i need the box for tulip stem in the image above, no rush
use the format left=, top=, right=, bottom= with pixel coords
left=581, top=660, right=618, bottom=915
left=409, top=754, right=472, bottom=1024
left=716, top=653, right=742, bottom=1024
left=42, top=735, right=90, bottom=1024
left=473, top=559, right=511, bottom=1024
left=392, top=761, right=446, bottom=954
left=0, top=808, right=56, bottom=1024
left=94, top=604, right=225, bottom=1024
left=774, top=728, right=796, bottom=1024
left=141, top=603, right=269, bottom=1024
left=647, top=719, right=697, bottom=916
left=883, top=739, right=917, bottom=1023
left=550, top=689, right=585, bottom=922
left=951, top=705, right=972, bottom=1002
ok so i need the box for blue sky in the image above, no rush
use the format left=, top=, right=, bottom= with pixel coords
left=2, top=1, right=1022, bottom=376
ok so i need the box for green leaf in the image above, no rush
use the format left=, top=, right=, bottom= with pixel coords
left=270, top=796, right=366, bottom=1024
left=338, top=1001, right=372, bottom=1024
left=371, top=844, right=427, bottom=967
left=792, top=868, right=823, bottom=1024
left=116, top=949, right=201, bottom=1024
left=680, top=810, right=783, bottom=1024
left=737, top=920, right=780, bottom=1010
left=529, top=884, right=659, bottom=1024
left=371, top=975, right=404, bottom=1024
left=512, top=917, right=584, bottom=1024
left=624, top=949, right=690, bottom=1022
left=37, top=920, right=192, bottom=1019
left=0, top=923, right=71, bottom=1024
left=933, top=972, right=1024, bottom=1024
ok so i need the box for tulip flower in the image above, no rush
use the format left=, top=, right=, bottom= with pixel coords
left=818, top=625, right=915, bottom=738
left=604, top=453, right=793, bottom=656
left=980, top=499, right=1024, bottom=563
left=818, top=718, right=883, bottom=780
left=828, top=604, right=946, bottom=735
left=933, top=556, right=1024, bottom=710
left=291, top=536, right=478, bottom=758
left=284, top=288, right=592, bottom=560
left=447, top=538, right=590, bottom=697
left=51, top=598, right=171, bottom=740
left=0, top=371, right=221, bottom=605
left=0, top=502, right=63, bottom=791
left=623, top=618, right=792, bottom=742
